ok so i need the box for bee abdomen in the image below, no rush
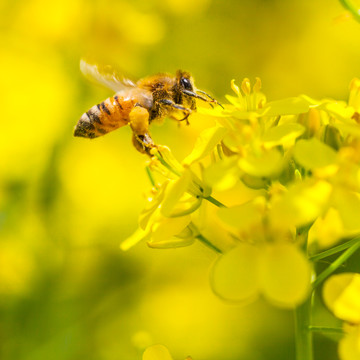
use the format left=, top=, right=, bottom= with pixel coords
left=74, top=97, right=131, bottom=139
left=74, top=111, right=98, bottom=138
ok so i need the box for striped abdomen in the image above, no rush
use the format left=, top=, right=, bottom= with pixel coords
left=74, top=94, right=136, bottom=138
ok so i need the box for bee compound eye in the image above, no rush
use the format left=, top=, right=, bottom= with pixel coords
left=181, top=77, right=192, bottom=90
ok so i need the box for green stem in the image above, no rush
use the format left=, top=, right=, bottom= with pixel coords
left=339, top=0, right=360, bottom=23
left=196, top=234, right=222, bottom=254
left=145, top=166, right=156, bottom=187
left=309, top=235, right=360, bottom=261
left=309, top=326, right=344, bottom=334
left=312, top=239, right=360, bottom=288
left=294, top=294, right=313, bottom=360
left=204, top=195, right=227, bottom=208
left=155, top=152, right=182, bottom=177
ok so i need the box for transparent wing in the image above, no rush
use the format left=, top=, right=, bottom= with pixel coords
left=80, top=59, right=136, bottom=93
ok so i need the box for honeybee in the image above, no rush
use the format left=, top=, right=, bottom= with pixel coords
left=74, top=60, right=222, bottom=154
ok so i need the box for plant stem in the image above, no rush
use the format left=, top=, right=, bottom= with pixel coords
left=312, top=239, right=360, bottom=288
left=145, top=166, right=156, bottom=187
left=339, top=0, right=360, bottom=23
left=294, top=294, right=313, bottom=360
left=196, top=234, right=222, bottom=254
left=204, top=195, right=227, bottom=208
left=309, top=326, right=344, bottom=334
left=309, top=235, right=360, bottom=261
left=155, top=152, right=182, bottom=177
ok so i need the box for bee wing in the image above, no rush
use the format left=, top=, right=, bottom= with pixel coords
left=80, top=59, right=136, bottom=93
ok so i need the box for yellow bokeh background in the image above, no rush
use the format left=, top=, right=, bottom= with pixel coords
left=1, top=0, right=359, bottom=359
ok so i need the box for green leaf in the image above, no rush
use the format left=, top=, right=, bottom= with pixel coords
left=293, top=138, right=337, bottom=170
left=262, top=123, right=305, bottom=147
left=183, top=126, right=228, bottom=166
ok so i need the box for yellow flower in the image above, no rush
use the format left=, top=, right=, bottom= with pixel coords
left=338, top=325, right=360, bottom=360
left=323, top=273, right=360, bottom=324
left=323, top=273, right=360, bottom=360
left=211, top=241, right=312, bottom=308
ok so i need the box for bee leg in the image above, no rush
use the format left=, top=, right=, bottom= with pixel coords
left=129, top=105, right=156, bottom=155
left=158, top=99, right=191, bottom=124
left=132, top=133, right=156, bottom=155
left=182, top=89, right=224, bottom=109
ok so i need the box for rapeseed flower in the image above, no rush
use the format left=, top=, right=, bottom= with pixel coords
left=121, top=78, right=360, bottom=317
left=323, top=273, right=360, bottom=360
left=117, top=76, right=360, bottom=359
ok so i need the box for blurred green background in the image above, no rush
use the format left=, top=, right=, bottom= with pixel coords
left=1, top=0, right=359, bottom=359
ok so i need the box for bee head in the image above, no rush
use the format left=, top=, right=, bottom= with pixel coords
left=175, top=70, right=223, bottom=109
left=177, top=70, right=194, bottom=92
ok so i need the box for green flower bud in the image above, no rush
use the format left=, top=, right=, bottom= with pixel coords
left=322, top=124, right=343, bottom=151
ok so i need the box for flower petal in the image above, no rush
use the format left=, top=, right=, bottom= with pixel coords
left=151, top=216, right=192, bottom=244
left=148, top=235, right=195, bottom=249
left=143, top=345, right=173, bottom=360
left=204, top=157, right=240, bottom=191
left=161, top=170, right=192, bottom=217
left=323, top=273, right=360, bottom=324
left=269, top=179, right=332, bottom=228
left=258, top=243, right=311, bottom=308
left=308, top=207, right=344, bottom=250
left=262, top=123, right=305, bottom=148
left=333, top=189, right=360, bottom=233
left=182, top=126, right=228, bottom=166
left=217, top=198, right=265, bottom=232
left=120, top=228, right=151, bottom=251
left=238, top=148, right=283, bottom=177
left=211, top=243, right=260, bottom=302
left=139, top=182, right=169, bottom=230
left=338, top=325, right=360, bottom=360
left=294, top=138, right=337, bottom=170
left=263, top=97, right=311, bottom=116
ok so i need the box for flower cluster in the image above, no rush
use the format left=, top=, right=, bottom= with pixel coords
left=122, top=77, right=360, bottom=312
